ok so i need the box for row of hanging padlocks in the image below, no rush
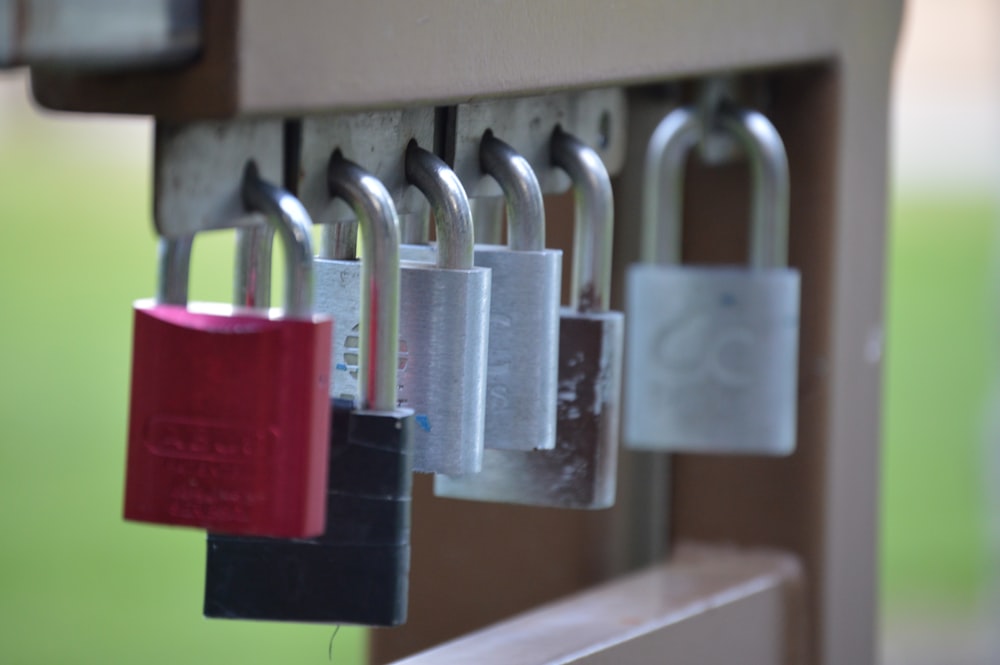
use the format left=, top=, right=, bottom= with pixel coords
left=121, top=92, right=799, bottom=627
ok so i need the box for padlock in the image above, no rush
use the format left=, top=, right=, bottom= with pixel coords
left=315, top=143, right=490, bottom=475
left=123, top=163, right=333, bottom=537
left=623, top=104, right=799, bottom=455
left=398, top=142, right=491, bottom=475
left=399, top=134, right=562, bottom=452
left=204, top=153, right=415, bottom=626
left=475, top=132, right=562, bottom=451
left=435, top=128, right=622, bottom=507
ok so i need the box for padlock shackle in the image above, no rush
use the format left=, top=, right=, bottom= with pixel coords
left=718, top=107, right=790, bottom=269
left=550, top=127, right=614, bottom=313
left=240, top=162, right=316, bottom=319
left=156, top=235, right=192, bottom=306
left=404, top=142, right=475, bottom=271
left=234, top=225, right=274, bottom=308
left=327, top=153, right=402, bottom=412
left=643, top=106, right=701, bottom=265
left=644, top=105, right=790, bottom=269
left=321, top=220, right=359, bottom=261
left=480, top=132, right=545, bottom=252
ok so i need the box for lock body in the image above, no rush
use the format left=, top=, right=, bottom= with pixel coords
left=474, top=244, right=562, bottom=451
left=398, top=261, right=491, bottom=474
left=436, top=309, right=622, bottom=507
left=124, top=301, right=333, bottom=537
left=314, top=257, right=368, bottom=401
left=315, top=258, right=491, bottom=474
left=205, top=400, right=413, bottom=625
left=624, top=265, right=800, bottom=454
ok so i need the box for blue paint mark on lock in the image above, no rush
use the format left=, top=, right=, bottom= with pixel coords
left=335, top=363, right=348, bottom=371
left=415, top=415, right=431, bottom=432
left=719, top=292, right=738, bottom=307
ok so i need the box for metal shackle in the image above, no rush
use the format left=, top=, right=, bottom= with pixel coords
left=234, top=222, right=274, bottom=309
left=644, top=105, right=790, bottom=269
left=404, top=141, right=475, bottom=270
left=239, top=162, right=317, bottom=318
left=327, top=152, right=403, bottom=412
left=550, top=127, right=614, bottom=313
left=156, top=234, right=193, bottom=306
left=479, top=131, right=545, bottom=251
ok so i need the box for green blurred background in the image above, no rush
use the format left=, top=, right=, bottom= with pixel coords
left=1, top=2, right=998, bottom=659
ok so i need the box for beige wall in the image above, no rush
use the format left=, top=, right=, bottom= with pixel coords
left=892, top=0, right=1000, bottom=192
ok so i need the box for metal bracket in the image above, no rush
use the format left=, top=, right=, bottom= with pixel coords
left=153, top=118, right=283, bottom=239
left=297, top=108, right=436, bottom=227
left=446, top=88, right=627, bottom=197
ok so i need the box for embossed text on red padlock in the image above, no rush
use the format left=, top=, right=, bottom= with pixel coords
left=124, top=164, right=333, bottom=538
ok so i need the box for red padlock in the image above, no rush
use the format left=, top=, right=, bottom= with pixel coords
left=124, top=164, right=333, bottom=538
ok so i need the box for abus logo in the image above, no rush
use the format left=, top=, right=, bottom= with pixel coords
left=144, top=417, right=275, bottom=462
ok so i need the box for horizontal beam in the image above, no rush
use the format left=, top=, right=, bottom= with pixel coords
left=390, top=545, right=803, bottom=665
left=30, top=0, right=844, bottom=119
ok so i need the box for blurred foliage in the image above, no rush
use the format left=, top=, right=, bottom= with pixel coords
left=882, top=194, right=996, bottom=608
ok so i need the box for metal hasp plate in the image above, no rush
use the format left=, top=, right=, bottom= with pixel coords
left=448, top=88, right=627, bottom=196
left=153, top=118, right=283, bottom=238
left=390, top=544, right=804, bottom=665
left=298, top=108, right=435, bottom=225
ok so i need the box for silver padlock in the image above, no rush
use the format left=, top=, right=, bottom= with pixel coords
left=435, top=128, right=622, bottom=507
left=475, top=132, right=562, bottom=451
left=316, top=147, right=492, bottom=476
left=398, top=142, right=492, bottom=475
left=624, top=104, right=799, bottom=455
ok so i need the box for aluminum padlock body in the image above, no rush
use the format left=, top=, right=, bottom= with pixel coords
left=436, top=309, right=622, bottom=507
left=436, top=128, right=622, bottom=507
left=314, top=257, right=491, bottom=475
left=474, top=244, right=562, bottom=451
left=624, top=266, right=799, bottom=454
left=205, top=400, right=413, bottom=625
left=124, top=301, right=333, bottom=537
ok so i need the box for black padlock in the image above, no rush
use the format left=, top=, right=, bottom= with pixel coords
left=204, top=155, right=414, bottom=626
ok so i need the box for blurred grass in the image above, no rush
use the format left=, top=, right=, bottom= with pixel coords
left=881, top=193, right=996, bottom=608
left=0, top=114, right=995, bottom=661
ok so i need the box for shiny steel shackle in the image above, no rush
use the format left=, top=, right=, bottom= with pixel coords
left=240, top=162, right=317, bottom=318
left=404, top=141, right=475, bottom=270
left=479, top=131, right=546, bottom=251
left=643, top=105, right=790, bottom=269
left=326, top=152, right=403, bottom=413
left=156, top=234, right=192, bottom=306
left=550, top=127, right=614, bottom=313
left=168, top=162, right=316, bottom=316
